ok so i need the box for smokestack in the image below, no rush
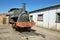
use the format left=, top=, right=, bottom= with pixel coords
left=22, top=3, right=26, bottom=11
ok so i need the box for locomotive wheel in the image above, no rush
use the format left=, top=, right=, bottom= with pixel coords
left=12, top=23, right=17, bottom=29
left=24, top=27, right=31, bottom=32
left=16, top=27, right=31, bottom=32
left=12, top=24, right=15, bottom=29
left=14, top=27, right=24, bottom=32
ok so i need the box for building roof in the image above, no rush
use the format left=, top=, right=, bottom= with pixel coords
left=29, top=4, right=60, bottom=13
left=0, top=14, right=10, bottom=16
left=8, top=8, right=20, bottom=12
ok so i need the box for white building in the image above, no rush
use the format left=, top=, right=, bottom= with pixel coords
left=29, top=4, right=60, bottom=31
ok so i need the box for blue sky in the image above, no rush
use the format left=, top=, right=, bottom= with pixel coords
left=0, top=0, right=60, bottom=13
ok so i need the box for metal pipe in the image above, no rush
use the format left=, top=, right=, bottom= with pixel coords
left=22, top=3, right=26, bottom=11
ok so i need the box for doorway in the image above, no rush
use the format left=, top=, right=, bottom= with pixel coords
left=3, top=18, right=6, bottom=24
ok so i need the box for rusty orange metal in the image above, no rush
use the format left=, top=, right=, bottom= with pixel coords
left=16, top=22, right=35, bottom=28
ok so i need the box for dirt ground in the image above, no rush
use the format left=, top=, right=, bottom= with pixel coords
left=32, top=26, right=60, bottom=40
left=0, top=25, right=21, bottom=40
left=0, top=25, right=60, bottom=40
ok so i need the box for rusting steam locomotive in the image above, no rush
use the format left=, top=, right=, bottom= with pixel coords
left=8, top=3, right=35, bottom=31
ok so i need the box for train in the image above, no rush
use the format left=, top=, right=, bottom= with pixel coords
left=8, top=3, right=35, bottom=31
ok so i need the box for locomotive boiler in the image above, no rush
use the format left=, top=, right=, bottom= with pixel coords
left=8, top=3, right=35, bottom=31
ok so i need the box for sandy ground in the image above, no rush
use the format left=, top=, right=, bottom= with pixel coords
left=0, top=25, right=21, bottom=40
left=0, top=25, right=44, bottom=40
left=0, top=25, right=60, bottom=40
left=32, top=26, right=60, bottom=40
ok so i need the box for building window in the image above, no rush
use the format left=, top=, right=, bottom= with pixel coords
left=37, top=14, right=43, bottom=21
left=56, top=13, right=60, bottom=23
left=30, top=15, right=33, bottom=21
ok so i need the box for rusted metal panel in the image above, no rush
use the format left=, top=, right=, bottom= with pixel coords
left=16, top=22, right=35, bottom=28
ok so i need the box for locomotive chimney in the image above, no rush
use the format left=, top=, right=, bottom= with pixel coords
left=22, top=3, right=26, bottom=11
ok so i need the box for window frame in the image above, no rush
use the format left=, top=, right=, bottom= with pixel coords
left=56, top=12, right=60, bottom=23
left=30, top=15, right=33, bottom=21
left=37, top=14, right=43, bottom=21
